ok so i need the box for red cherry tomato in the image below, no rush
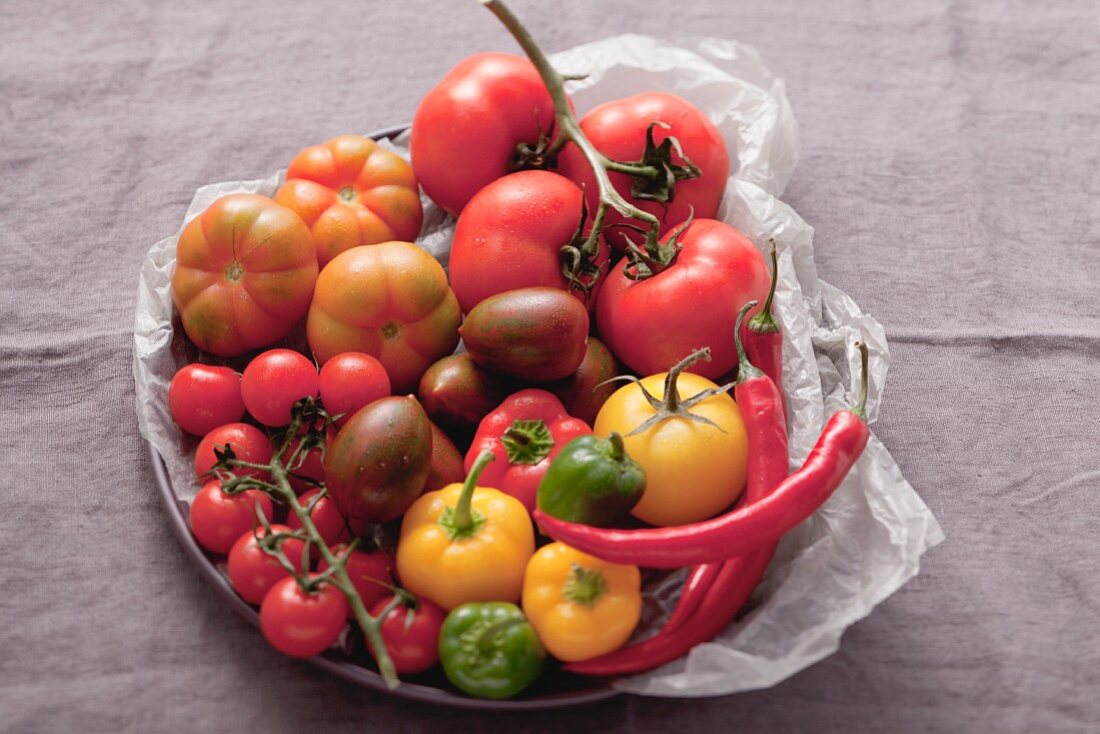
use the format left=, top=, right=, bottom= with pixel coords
left=368, top=596, right=446, bottom=674
left=228, top=524, right=309, bottom=605
left=317, top=545, right=393, bottom=614
left=448, top=171, right=609, bottom=314
left=288, top=489, right=353, bottom=546
left=241, top=349, right=320, bottom=427
left=558, top=92, right=729, bottom=252
left=193, top=423, right=273, bottom=480
left=318, top=352, right=392, bottom=426
left=168, top=364, right=245, bottom=436
left=260, top=576, right=347, bottom=658
left=596, top=218, right=770, bottom=379
left=411, top=53, right=562, bottom=216
left=188, top=479, right=274, bottom=555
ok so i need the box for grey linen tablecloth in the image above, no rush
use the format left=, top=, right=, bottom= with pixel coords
left=2, top=0, right=1097, bottom=731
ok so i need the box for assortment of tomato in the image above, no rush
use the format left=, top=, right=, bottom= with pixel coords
left=161, top=0, right=870, bottom=701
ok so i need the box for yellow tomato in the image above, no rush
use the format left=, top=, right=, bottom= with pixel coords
left=522, top=542, right=641, bottom=662
left=594, top=361, right=748, bottom=526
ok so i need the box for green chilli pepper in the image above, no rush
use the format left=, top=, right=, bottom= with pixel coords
left=536, top=433, right=646, bottom=526
left=438, top=602, right=545, bottom=699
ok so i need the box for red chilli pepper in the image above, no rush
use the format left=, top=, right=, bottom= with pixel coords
left=664, top=301, right=789, bottom=632
left=533, top=344, right=870, bottom=569
left=745, top=240, right=784, bottom=409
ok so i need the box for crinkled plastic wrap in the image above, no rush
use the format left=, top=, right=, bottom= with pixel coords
left=133, top=34, right=943, bottom=698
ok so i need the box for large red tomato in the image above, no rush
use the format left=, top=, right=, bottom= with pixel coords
left=596, top=219, right=769, bottom=380
left=558, top=93, right=729, bottom=252
left=275, top=135, right=422, bottom=268
left=306, top=242, right=461, bottom=393
left=448, top=171, right=608, bottom=313
left=172, top=194, right=319, bottom=357
left=410, top=53, right=561, bottom=216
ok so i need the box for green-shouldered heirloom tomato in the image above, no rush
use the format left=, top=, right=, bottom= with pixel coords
left=172, top=193, right=318, bottom=357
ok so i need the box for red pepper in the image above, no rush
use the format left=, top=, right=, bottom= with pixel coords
left=533, top=344, right=870, bottom=569
left=466, top=388, right=591, bottom=512
left=665, top=300, right=790, bottom=632
left=570, top=301, right=790, bottom=674
left=745, top=240, right=784, bottom=410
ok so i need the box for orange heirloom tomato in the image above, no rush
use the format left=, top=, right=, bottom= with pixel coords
left=172, top=194, right=318, bottom=357
left=307, top=241, right=461, bottom=393
left=275, top=135, right=423, bottom=268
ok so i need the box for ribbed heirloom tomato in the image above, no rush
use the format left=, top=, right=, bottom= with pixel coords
left=172, top=194, right=318, bottom=357
left=558, top=92, right=729, bottom=252
left=275, top=135, right=423, bottom=268
left=411, top=53, right=562, bottom=216
left=307, top=242, right=461, bottom=393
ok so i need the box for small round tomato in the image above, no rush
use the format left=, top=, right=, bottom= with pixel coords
left=193, top=422, right=273, bottom=480
left=411, top=53, right=561, bottom=216
left=318, top=352, right=391, bottom=426
left=288, top=489, right=353, bottom=547
left=228, top=524, right=309, bottom=605
left=240, top=349, right=320, bottom=427
left=172, top=193, right=318, bottom=357
left=449, top=171, right=609, bottom=314
left=596, top=219, right=770, bottom=380
left=317, top=545, right=393, bottom=614
left=188, top=479, right=274, bottom=555
left=307, top=242, right=461, bottom=393
left=260, top=576, right=347, bottom=658
left=368, top=596, right=446, bottom=674
left=558, top=92, right=729, bottom=252
left=275, top=135, right=423, bottom=268
left=168, top=364, right=245, bottom=436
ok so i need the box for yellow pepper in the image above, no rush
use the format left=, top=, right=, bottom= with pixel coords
left=397, top=451, right=534, bottom=610
left=521, top=542, right=642, bottom=662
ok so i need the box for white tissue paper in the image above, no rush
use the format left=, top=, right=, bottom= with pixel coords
left=133, top=34, right=943, bottom=698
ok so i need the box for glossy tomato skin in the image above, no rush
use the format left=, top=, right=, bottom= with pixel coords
left=558, top=93, right=729, bottom=251
left=260, top=576, right=347, bottom=658
left=240, top=349, right=320, bottom=427
left=423, top=421, right=465, bottom=494
left=193, top=422, right=273, bottom=480
left=411, top=53, right=560, bottom=216
left=275, top=135, right=422, bottom=268
left=318, top=545, right=393, bottom=615
left=449, top=171, right=608, bottom=313
left=417, top=354, right=519, bottom=450
left=368, top=596, right=446, bottom=674
left=189, top=479, right=274, bottom=555
left=596, top=219, right=770, bottom=380
left=228, top=523, right=309, bottom=605
left=172, top=194, right=319, bottom=357
left=287, top=489, right=353, bottom=547
left=168, top=364, right=245, bottom=436
left=545, top=337, right=620, bottom=426
left=307, top=242, right=461, bottom=393
left=318, top=352, right=391, bottom=427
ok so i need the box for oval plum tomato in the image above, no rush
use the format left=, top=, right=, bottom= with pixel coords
left=596, top=219, right=770, bottom=380
left=274, top=135, right=423, bottom=268
left=368, top=596, right=446, bottom=674
left=260, top=576, right=347, bottom=658
left=558, top=93, right=729, bottom=252
left=318, top=352, right=391, bottom=426
left=306, top=242, right=461, bottom=393
left=193, top=422, right=273, bottom=480
left=188, top=479, right=274, bottom=555
left=228, top=524, right=309, bottom=605
left=410, top=53, right=562, bottom=216
left=317, top=545, right=393, bottom=615
left=168, top=364, right=245, bottom=436
left=449, top=171, right=609, bottom=314
left=287, top=489, right=353, bottom=547
left=240, top=349, right=320, bottom=427
left=171, top=194, right=319, bottom=357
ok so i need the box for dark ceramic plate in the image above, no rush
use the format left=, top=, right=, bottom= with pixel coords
left=146, top=124, right=621, bottom=710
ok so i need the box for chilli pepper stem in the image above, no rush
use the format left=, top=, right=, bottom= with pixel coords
left=452, top=450, right=495, bottom=534
left=749, top=241, right=780, bottom=334
left=735, top=300, right=764, bottom=382
left=853, top=341, right=869, bottom=420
